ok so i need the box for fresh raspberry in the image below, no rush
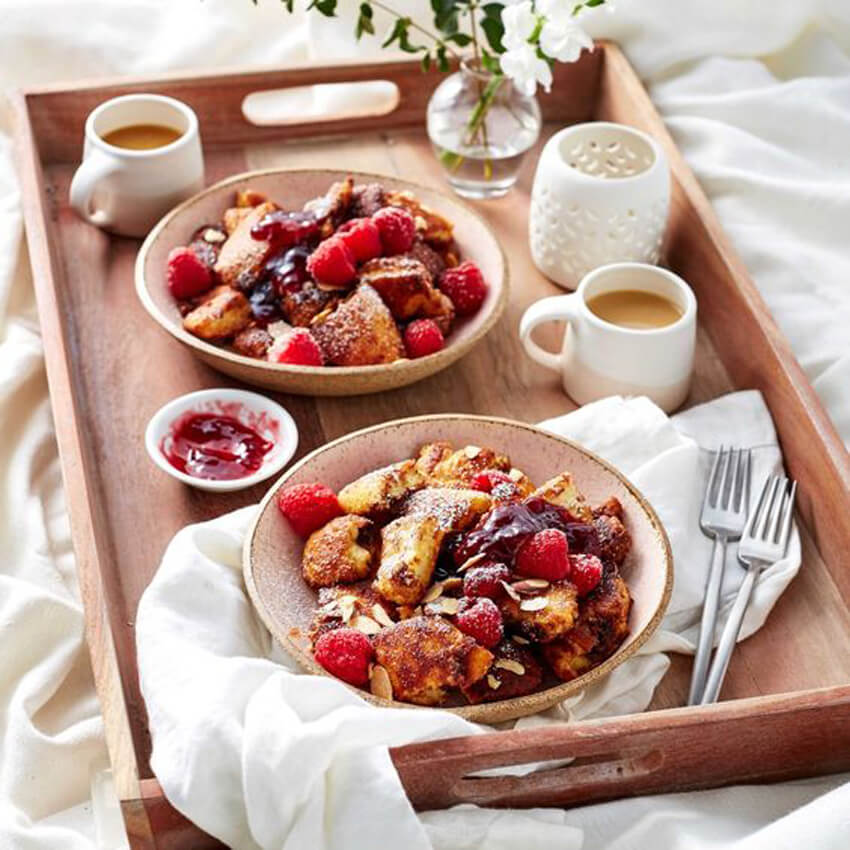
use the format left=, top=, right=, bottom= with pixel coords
left=438, top=261, right=488, bottom=316
left=470, top=470, right=514, bottom=493
left=515, top=528, right=570, bottom=581
left=456, top=597, right=503, bottom=648
left=336, top=217, right=382, bottom=263
left=314, top=628, right=374, bottom=686
left=463, top=562, right=511, bottom=599
left=268, top=328, right=324, bottom=366
left=167, top=246, right=213, bottom=299
left=277, top=482, right=343, bottom=538
left=403, top=319, right=445, bottom=358
left=306, top=236, right=357, bottom=287
left=569, top=554, right=603, bottom=596
left=372, top=206, right=415, bottom=255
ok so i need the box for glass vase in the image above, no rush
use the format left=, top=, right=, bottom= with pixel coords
left=426, top=60, right=542, bottom=200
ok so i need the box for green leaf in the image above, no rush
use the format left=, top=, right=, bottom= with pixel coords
left=355, top=2, right=374, bottom=39
left=382, top=17, right=425, bottom=53
left=445, top=31, right=472, bottom=46
left=421, top=51, right=432, bottom=72
left=282, top=0, right=294, bottom=10
left=430, top=0, right=459, bottom=34
left=307, top=0, right=337, bottom=15
left=480, top=47, right=501, bottom=74
left=480, top=6, right=505, bottom=55
left=436, top=43, right=450, bottom=72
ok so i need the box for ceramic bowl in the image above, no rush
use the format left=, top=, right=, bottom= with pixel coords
left=145, top=388, right=298, bottom=493
left=135, top=169, right=508, bottom=396
left=243, top=415, right=673, bottom=723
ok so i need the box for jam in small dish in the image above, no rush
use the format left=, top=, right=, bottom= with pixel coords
left=145, top=389, right=298, bottom=492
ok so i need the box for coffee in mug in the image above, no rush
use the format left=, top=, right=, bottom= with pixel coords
left=585, top=289, right=683, bottom=331
left=100, top=123, right=183, bottom=151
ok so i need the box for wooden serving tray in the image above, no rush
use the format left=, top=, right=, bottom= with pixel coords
left=12, top=44, right=850, bottom=850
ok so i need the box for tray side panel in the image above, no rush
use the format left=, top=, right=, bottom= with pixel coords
left=593, top=44, right=850, bottom=597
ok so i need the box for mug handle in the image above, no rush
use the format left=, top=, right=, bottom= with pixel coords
left=519, top=294, right=581, bottom=372
left=69, top=149, right=122, bottom=228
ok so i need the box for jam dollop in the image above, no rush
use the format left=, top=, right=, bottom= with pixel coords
left=251, top=210, right=320, bottom=249
left=453, top=497, right=600, bottom=568
left=162, top=412, right=273, bottom=481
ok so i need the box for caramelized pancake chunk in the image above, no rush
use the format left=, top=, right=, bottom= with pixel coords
left=301, top=514, right=379, bottom=588
left=308, top=582, right=396, bottom=645
left=215, top=201, right=279, bottom=289
left=530, top=473, right=593, bottom=522
left=403, top=487, right=492, bottom=533
left=462, top=639, right=544, bottom=703
left=384, top=190, right=454, bottom=247
left=338, top=459, right=425, bottom=519
left=373, top=515, right=444, bottom=605
left=500, top=580, right=579, bottom=643
left=182, top=285, right=252, bottom=340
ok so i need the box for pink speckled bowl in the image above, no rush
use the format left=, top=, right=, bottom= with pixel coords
left=243, top=415, right=673, bottom=723
left=136, top=169, right=508, bottom=396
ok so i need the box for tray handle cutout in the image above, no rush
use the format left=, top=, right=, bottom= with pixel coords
left=242, top=80, right=400, bottom=127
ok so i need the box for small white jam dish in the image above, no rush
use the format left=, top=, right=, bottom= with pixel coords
left=145, top=388, right=298, bottom=493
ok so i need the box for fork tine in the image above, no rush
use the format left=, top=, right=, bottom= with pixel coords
left=745, top=475, right=772, bottom=539
left=743, top=449, right=752, bottom=513
left=731, top=449, right=749, bottom=513
left=705, top=446, right=725, bottom=509
left=778, top=481, right=797, bottom=548
left=757, top=476, right=783, bottom=540
left=716, top=447, right=731, bottom=508
left=767, top=478, right=789, bottom=543
left=724, top=448, right=740, bottom=510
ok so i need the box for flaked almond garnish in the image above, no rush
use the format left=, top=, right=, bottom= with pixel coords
left=423, top=582, right=445, bottom=604
left=370, top=665, right=393, bottom=700
left=512, top=635, right=531, bottom=645
left=439, top=597, right=460, bottom=615
left=413, top=605, right=424, bottom=616
left=508, top=468, right=525, bottom=482
left=351, top=615, right=382, bottom=635
left=414, top=215, right=428, bottom=231
left=202, top=227, right=226, bottom=243
left=495, top=659, right=526, bottom=675
left=500, top=580, right=522, bottom=602
left=441, top=577, right=463, bottom=595
left=464, top=445, right=481, bottom=459
left=319, top=599, right=341, bottom=615
left=458, top=553, right=488, bottom=573
left=511, top=579, right=550, bottom=595
left=316, top=281, right=350, bottom=293
left=487, top=674, right=502, bottom=690
left=519, top=597, right=548, bottom=612
left=371, top=604, right=395, bottom=628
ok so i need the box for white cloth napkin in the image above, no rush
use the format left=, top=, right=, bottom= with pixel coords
left=136, top=390, right=800, bottom=850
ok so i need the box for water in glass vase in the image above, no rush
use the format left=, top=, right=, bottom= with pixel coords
left=427, top=64, right=542, bottom=200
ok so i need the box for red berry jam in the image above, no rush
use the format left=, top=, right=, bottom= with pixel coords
left=162, top=412, right=273, bottom=481
left=453, top=497, right=600, bottom=567
left=264, top=245, right=312, bottom=296
left=251, top=210, right=319, bottom=248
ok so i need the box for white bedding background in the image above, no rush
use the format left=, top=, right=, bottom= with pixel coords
left=1, top=1, right=849, bottom=847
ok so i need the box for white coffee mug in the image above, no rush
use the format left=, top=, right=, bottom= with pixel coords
left=519, top=262, right=697, bottom=413
left=529, top=122, right=670, bottom=289
left=70, top=94, right=204, bottom=238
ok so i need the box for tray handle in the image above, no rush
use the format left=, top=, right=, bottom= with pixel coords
left=241, top=79, right=400, bottom=128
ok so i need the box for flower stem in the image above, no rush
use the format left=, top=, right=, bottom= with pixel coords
left=369, top=0, right=462, bottom=60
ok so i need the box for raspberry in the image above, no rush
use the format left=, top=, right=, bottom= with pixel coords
left=438, top=261, right=488, bottom=316
left=314, top=628, right=374, bottom=686
left=336, top=218, right=382, bottom=263
left=470, top=470, right=514, bottom=493
left=456, top=597, right=503, bottom=648
left=277, top=482, right=343, bottom=538
left=306, top=236, right=357, bottom=287
left=167, top=246, right=213, bottom=299
left=268, top=328, right=324, bottom=366
left=403, top=319, right=445, bottom=358
left=515, top=528, right=570, bottom=581
left=569, top=554, right=603, bottom=596
left=463, top=562, right=511, bottom=599
left=372, top=206, right=415, bottom=255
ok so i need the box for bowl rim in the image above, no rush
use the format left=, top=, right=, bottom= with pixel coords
left=144, top=387, right=299, bottom=492
left=242, top=413, right=674, bottom=720
left=135, top=167, right=510, bottom=378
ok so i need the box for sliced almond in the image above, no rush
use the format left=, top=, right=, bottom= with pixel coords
left=319, top=599, right=341, bottom=615
left=519, top=596, right=548, bottom=612
left=339, top=599, right=357, bottom=624
left=458, top=553, right=488, bottom=573
left=414, top=215, right=428, bottom=231
left=423, top=582, right=444, bottom=604
left=370, top=665, right=393, bottom=700
left=413, top=605, right=424, bottom=617
left=351, top=615, right=382, bottom=635
left=500, top=580, right=522, bottom=602
left=508, top=467, right=525, bottom=482
left=487, top=674, right=502, bottom=690
left=439, top=597, right=460, bottom=615
left=495, top=659, right=526, bottom=675
left=441, top=577, right=463, bottom=595
left=511, top=579, right=550, bottom=595
left=202, top=227, right=226, bottom=243
left=371, top=604, right=395, bottom=628
left=464, top=445, right=481, bottom=459
left=512, top=635, right=531, bottom=645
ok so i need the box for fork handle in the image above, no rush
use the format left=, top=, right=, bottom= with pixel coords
left=687, top=535, right=728, bottom=705
left=700, top=562, right=761, bottom=704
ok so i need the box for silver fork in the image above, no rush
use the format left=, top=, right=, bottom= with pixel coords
left=700, top=474, right=797, bottom=704
left=687, top=447, right=751, bottom=706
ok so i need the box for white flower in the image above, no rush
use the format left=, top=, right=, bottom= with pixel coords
left=501, top=1, right=537, bottom=50
left=536, top=1, right=594, bottom=63
left=500, top=43, right=553, bottom=97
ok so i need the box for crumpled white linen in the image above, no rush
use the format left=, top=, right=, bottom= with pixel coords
left=135, top=390, right=799, bottom=850
left=2, top=1, right=850, bottom=849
